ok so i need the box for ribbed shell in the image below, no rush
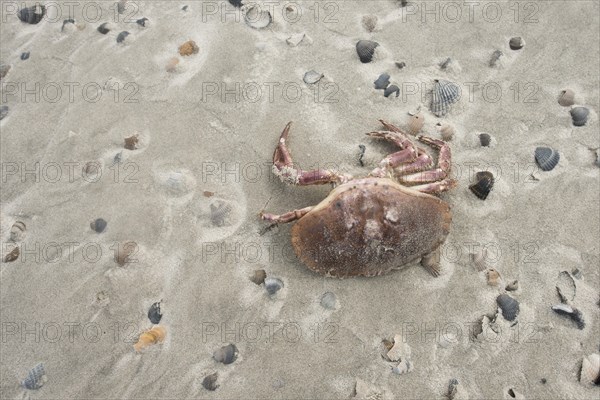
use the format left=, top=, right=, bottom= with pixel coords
left=431, top=80, right=460, bottom=117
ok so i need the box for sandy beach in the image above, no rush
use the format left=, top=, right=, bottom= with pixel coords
left=1, top=1, right=599, bottom=398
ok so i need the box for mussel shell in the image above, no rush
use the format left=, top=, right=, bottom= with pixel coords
left=97, top=22, right=110, bottom=34
left=213, top=344, right=238, bottom=364
left=18, top=5, right=45, bottom=24
left=21, top=363, right=46, bottom=390
left=90, top=218, right=107, bottom=233
left=431, top=79, right=460, bottom=117
left=374, top=73, right=390, bottom=90
left=497, top=294, right=519, bottom=321
left=534, top=147, right=560, bottom=171
left=148, top=301, right=162, bottom=324
left=356, top=40, right=379, bottom=63
left=558, top=89, right=575, bottom=107
left=384, top=85, right=399, bottom=98
left=469, top=171, right=494, bottom=200
left=303, top=70, right=323, bottom=85
left=509, top=37, right=525, bottom=50
left=570, top=106, right=589, bottom=126
left=202, top=372, right=219, bottom=391
left=265, top=277, right=283, bottom=295
left=244, top=6, right=272, bottom=29
left=116, top=31, right=130, bottom=43
left=479, top=133, right=491, bottom=147
left=0, top=105, right=8, bottom=121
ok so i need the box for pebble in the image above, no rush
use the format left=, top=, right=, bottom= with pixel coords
left=90, top=218, right=107, bottom=233
left=21, top=52, right=30, bottom=60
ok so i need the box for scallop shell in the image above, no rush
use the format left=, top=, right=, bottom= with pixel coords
left=136, top=17, right=148, bottom=27
left=213, top=343, right=237, bottom=364
left=407, top=112, right=424, bottom=135
left=552, top=303, right=585, bottom=329
left=469, top=171, right=494, bottom=200
left=479, top=133, right=492, bottom=147
left=497, top=294, right=519, bottom=321
left=0, top=105, right=8, bottom=121
left=90, top=218, right=107, bottom=233
left=21, top=363, right=46, bottom=390
left=356, top=40, right=379, bottom=63
left=133, top=325, right=166, bottom=352
left=3, top=245, right=19, bottom=262
left=303, top=70, right=323, bottom=85
left=115, top=241, right=136, bottom=266
left=320, top=292, right=337, bottom=310
left=489, top=50, right=503, bottom=67
left=556, top=271, right=576, bottom=303
left=509, top=37, right=525, bottom=50
left=18, top=5, right=45, bottom=24
left=570, top=106, right=589, bottom=126
left=97, top=22, right=110, bottom=34
left=534, top=147, right=560, bottom=171
left=431, top=79, right=460, bottom=117
left=361, top=15, right=378, bottom=32
left=558, top=89, right=575, bottom=107
left=249, top=269, right=266, bottom=285
left=374, top=73, right=390, bottom=90
left=10, top=221, right=26, bottom=242
left=179, top=40, right=199, bottom=56
left=384, top=84, right=399, bottom=98
left=505, top=280, right=519, bottom=292
left=202, top=372, right=219, bottom=391
left=436, top=122, right=455, bottom=141
left=265, top=277, right=283, bottom=295
left=580, top=353, right=600, bottom=385
left=244, top=5, right=272, bottom=29
left=148, top=301, right=162, bottom=324
left=486, top=268, right=501, bottom=286
left=210, top=201, right=232, bottom=227
left=117, top=31, right=129, bottom=43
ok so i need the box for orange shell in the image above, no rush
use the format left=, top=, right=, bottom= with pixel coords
left=134, top=325, right=166, bottom=352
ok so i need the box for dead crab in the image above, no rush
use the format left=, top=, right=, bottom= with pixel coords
left=260, top=120, right=457, bottom=278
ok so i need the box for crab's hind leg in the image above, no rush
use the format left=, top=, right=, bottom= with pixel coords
left=273, top=122, right=351, bottom=185
left=260, top=206, right=313, bottom=224
left=366, top=120, right=418, bottom=176
left=421, top=247, right=441, bottom=277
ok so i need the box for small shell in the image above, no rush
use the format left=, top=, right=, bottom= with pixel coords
left=265, top=277, right=283, bottom=295
left=374, top=73, right=390, bottom=90
left=320, top=292, right=337, bottom=310
left=361, top=15, right=378, bottom=32
left=470, top=248, right=488, bottom=272
left=124, top=134, right=139, bottom=150
left=505, top=280, right=519, bottom=292
left=356, top=40, right=379, bottom=63
left=61, top=19, right=75, bottom=32
left=384, top=85, right=399, bottom=98
left=116, top=31, right=129, bottom=43
left=439, top=57, right=451, bottom=69
left=97, top=22, right=110, bottom=34
left=570, top=106, right=589, bottom=127
left=489, top=50, right=503, bottom=67
left=497, top=294, right=519, bottom=321
left=558, top=89, right=575, bottom=107
left=534, top=147, right=560, bottom=171
left=21, top=363, right=46, bottom=390
left=210, top=201, right=232, bottom=227
left=303, top=70, right=323, bottom=85
left=21, top=52, right=30, bottom=61
left=556, top=271, right=576, bottom=303
left=509, top=37, right=525, bottom=50
left=229, top=0, right=242, bottom=7
left=115, top=241, right=136, bottom=266
left=384, top=334, right=409, bottom=362
left=133, top=325, right=166, bottom=352
left=166, top=57, right=179, bottom=73
left=0, top=64, right=10, bottom=80
left=571, top=268, right=582, bottom=279
left=202, top=372, right=219, bottom=391
left=431, top=79, right=460, bottom=117
left=407, top=112, right=424, bottom=135
left=479, top=133, right=492, bottom=147
left=469, top=171, right=494, bottom=200
left=136, top=17, right=148, bottom=27
left=286, top=33, right=308, bottom=47
left=179, top=40, right=199, bottom=56
left=395, top=61, right=406, bottom=69
left=244, top=5, right=272, bottom=29
left=90, top=218, right=107, bottom=233
left=213, top=343, right=237, bottom=364
left=3, top=245, right=19, bottom=262
left=117, top=0, right=127, bottom=14
left=447, top=378, right=460, bottom=400
left=249, top=269, right=266, bottom=285
left=18, top=5, right=45, bottom=24
left=486, top=268, right=501, bottom=286
left=148, top=301, right=162, bottom=324
left=10, top=221, right=26, bottom=242
left=436, top=122, right=455, bottom=141
left=580, top=353, right=600, bottom=385
left=552, top=303, right=585, bottom=329
left=0, top=105, right=8, bottom=121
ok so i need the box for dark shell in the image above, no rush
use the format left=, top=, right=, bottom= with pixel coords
left=249, top=269, right=266, bottom=285
left=509, top=37, right=525, bottom=50
left=4, top=246, right=19, bottom=262
left=182, top=5, right=188, bottom=11
left=0, top=105, right=8, bottom=121
left=534, top=147, right=560, bottom=171
left=61, top=19, right=75, bottom=31
left=395, top=61, right=406, bottom=69
left=570, top=106, right=589, bottom=126
left=497, top=294, right=519, bottom=321
left=229, top=0, right=243, bottom=7
left=90, top=218, right=107, bottom=233
left=117, top=0, right=127, bottom=14
left=290, top=178, right=451, bottom=277
left=384, top=85, right=399, bottom=98
left=431, top=79, right=460, bottom=117
left=469, top=171, right=494, bottom=200
left=136, top=17, right=148, bottom=27
left=374, top=73, right=390, bottom=90
left=479, top=133, right=491, bottom=147
left=213, top=344, right=237, bottom=364
left=18, top=5, right=45, bottom=24
left=21, top=363, right=46, bottom=390
left=202, top=372, right=219, bottom=391
left=148, top=301, right=162, bottom=324
left=21, top=52, right=30, bottom=61
left=439, top=57, right=451, bottom=69
left=552, top=304, right=585, bottom=329
left=265, top=277, right=283, bottom=295
left=117, top=31, right=130, bottom=43
left=356, top=40, right=379, bottom=63
left=97, top=23, right=110, bottom=34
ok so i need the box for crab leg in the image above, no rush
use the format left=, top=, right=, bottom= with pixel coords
left=393, top=147, right=434, bottom=176
left=411, top=178, right=457, bottom=194
left=399, top=136, right=453, bottom=184
left=366, top=120, right=419, bottom=176
left=272, top=122, right=351, bottom=185
left=260, top=206, right=313, bottom=224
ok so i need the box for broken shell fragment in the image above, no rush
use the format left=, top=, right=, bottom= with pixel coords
left=486, top=268, right=501, bottom=286
left=286, top=33, right=310, bottom=47
left=90, top=218, right=107, bottom=233
left=213, top=343, right=237, bottom=364
left=534, top=147, right=560, bottom=171
left=320, top=291, right=337, bottom=310
left=10, top=221, right=26, bottom=242
left=395, top=61, right=406, bottom=69
left=552, top=304, right=585, bottom=329
left=18, top=5, right=45, bottom=24
left=210, top=201, right=232, bottom=227
left=356, top=40, right=379, bottom=63
left=431, top=79, right=460, bottom=117
left=148, top=301, right=162, bottom=324
left=61, top=18, right=75, bottom=31
left=116, top=31, right=129, bottom=43
left=97, top=22, right=110, bottom=34
left=133, top=325, right=166, bottom=352
left=361, top=15, right=378, bottom=32
left=115, top=241, right=136, bottom=266
left=558, top=89, right=575, bottom=107
left=3, top=245, right=19, bottom=262
left=383, top=334, right=410, bottom=362
left=439, top=57, right=451, bottom=69
left=244, top=5, right=272, bottom=29
left=470, top=248, right=489, bottom=272
left=124, top=134, right=139, bottom=150
left=497, top=294, right=519, bottom=321
left=580, top=353, right=600, bottom=385
left=265, top=277, right=283, bottom=295
left=489, top=50, right=503, bottom=67
left=384, top=85, right=399, bottom=98
left=469, top=171, right=494, bottom=200
left=303, top=70, right=323, bottom=85
left=374, top=73, right=390, bottom=90
left=509, top=37, right=525, bottom=50
left=0, top=64, right=10, bottom=80
left=479, top=133, right=492, bottom=147
left=21, top=363, right=46, bottom=390
left=249, top=269, right=266, bottom=285
left=179, top=40, right=199, bottom=56
left=136, top=17, right=148, bottom=27
left=505, top=280, right=519, bottom=291
left=0, top=105, right=8, bottom=121
left=436, top=122, right=455, bottom=141
left=570, top=106, right=589, bottom=126
left=202, top=372, right=219, bottom=391
left=556, top=271, right=576, bottom=303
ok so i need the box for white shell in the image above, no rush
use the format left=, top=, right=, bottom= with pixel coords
left=580, top=353, right=600, bottom=385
